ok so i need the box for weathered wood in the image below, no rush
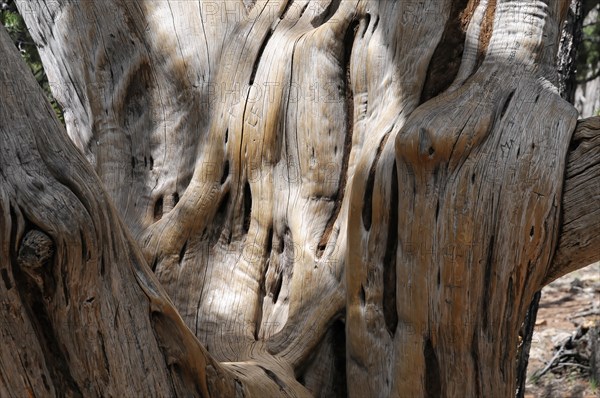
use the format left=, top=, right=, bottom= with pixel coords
left=347, top=0, right=578, bottom=395
left=0, top=21, right=218, bottom=395
left=0, top=22, right=309, bottom=397
left=556, top=0, right=583, bottom=102
left=1, top=0, right=598, bottom=396
left=547, top=116, right=600, bottom=283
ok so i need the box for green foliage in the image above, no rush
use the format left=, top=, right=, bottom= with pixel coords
left=577, top=4, right=600, bottom=83
left=1, top=0, right=64, bottom=124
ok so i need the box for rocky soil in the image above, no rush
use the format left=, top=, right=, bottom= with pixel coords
left=525, top=262, right=600, bottom=398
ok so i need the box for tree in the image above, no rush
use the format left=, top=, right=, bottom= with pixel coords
left=1, top=0, right=599, bottom=396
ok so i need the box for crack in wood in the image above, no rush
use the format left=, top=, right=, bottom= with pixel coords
left=383, top=161, right=399, bottom=337
left=317, top=18, right=360, bottom=257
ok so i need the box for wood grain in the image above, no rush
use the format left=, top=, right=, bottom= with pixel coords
left=0, top=0, right=596, bottom=396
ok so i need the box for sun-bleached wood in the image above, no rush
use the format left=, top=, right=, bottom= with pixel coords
left=547, top=116, right=600, bottom=284
left=0, top=21, right=312, bottom=397
left=0, top=0, right=598, bottom=396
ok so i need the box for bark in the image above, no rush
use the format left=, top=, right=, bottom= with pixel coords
left=548, top=116, right=600, bottom=283
left=516, top=3, right=583, bottom=394
left=0, top=24, right=234, bottom=397
left=515, top=291, right=542, bottom=398
left=1, top=0, right=599, bottom=396
left=556, top=0, right=583, bottom=102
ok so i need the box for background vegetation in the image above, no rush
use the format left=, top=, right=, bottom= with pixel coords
left=1, top=0, right=63, bottom=122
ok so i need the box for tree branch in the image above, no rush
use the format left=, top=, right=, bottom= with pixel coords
left=547, top=116, right=600, bottom=284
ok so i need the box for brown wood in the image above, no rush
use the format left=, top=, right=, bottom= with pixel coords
left=0, top=0, right=598, bottom=396
left=548, top=116, right=600, bottom=284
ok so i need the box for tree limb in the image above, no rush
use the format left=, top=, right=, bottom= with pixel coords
left=547, top=116, right=600, bottom=284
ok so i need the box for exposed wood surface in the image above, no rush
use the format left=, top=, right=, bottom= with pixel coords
left=0, top=21, right=307, bottom=397
left=548, top=116, right=600, bottom=284
left=0, top=0, right=597, bottom=396
left=0, top=24, right=226, bottom=396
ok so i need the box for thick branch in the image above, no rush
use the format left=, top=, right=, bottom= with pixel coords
left=547, top=116, right=600, bottom=284
left=0, top=23, right=308, bottom=397
left=3, top=0, right=599, bottom=396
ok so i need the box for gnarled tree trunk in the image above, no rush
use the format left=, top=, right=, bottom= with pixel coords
left=1, top=0, right=599, bottom=396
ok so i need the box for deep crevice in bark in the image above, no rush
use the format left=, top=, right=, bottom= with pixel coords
left=359, top=284, right=365, bottom=306
left=330, top=320, right=348, bottom=397
left=279, top=0, right=295, bottom=21
left=420, top=0, right=470, bottom=103
left=311, top=0, right=342, bottom=27
left=383, top=161, right=399, bottom=337
left=210, top=190, right=230, bottom=246
left=500, top=90, right=515, bottom=119
left=568, top=135, right=583, bottom=152
left=361, top=174, right=374, bottom=231
left=271, top=270, right=283, bottom=304
left=371, top=14, right=380, bottom=34
left=295, top=319, right=347, bottom=397
left=424, top=337, right=441, bottom=398
left=482, top=234, right=495, bottom=330
left=557, top=0, right=583, bottom=102
left=153, top=196, right=163, bottom=222
left=25, top=295, right=82, bottom=397
left=221, top=160, right=230, bottom=184
left=362, top=134, right=390, bottom=231
left=361, top=13, right=371, bottom=39
left=178, top=240, right=187, bottom=266
left=249, top=30, right=273, bottom=86
left=243, top=181, right=252, bottom=234
left=79, top=228, right=92, bottom=261
left=1, top=268, right=11, bottom=290
left=259, top=365, right=287, bottom=391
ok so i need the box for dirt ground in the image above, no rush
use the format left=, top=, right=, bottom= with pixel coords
left=524, top=262, right=600, bottom=398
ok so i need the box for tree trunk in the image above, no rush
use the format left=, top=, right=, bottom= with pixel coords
left=556, top=0, right=583, bottom=103
left=1, top=0, right=599, bottom=396
left=515, top=3, right=582, bottom=394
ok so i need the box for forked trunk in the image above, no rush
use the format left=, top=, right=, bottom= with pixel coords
left=1, top=0, right=599, bottom=396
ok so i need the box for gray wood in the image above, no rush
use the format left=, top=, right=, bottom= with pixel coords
left=0, top=0, right=598, bottom=396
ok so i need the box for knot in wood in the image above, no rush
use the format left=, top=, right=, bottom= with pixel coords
left=396, top=126, right=452, bottom=168
left=17, top=230, right=54, bottom=270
